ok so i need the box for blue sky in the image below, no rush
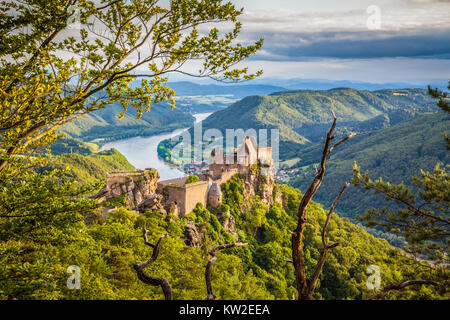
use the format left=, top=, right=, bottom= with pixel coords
left=210, top=0, right=450, bottom=84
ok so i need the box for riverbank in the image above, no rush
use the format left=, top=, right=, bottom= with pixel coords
left=99, top=113, right=212, bottom=180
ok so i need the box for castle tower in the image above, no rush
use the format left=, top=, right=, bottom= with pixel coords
left=237, top=136, right=258, bottom=166
left=207, top=183, right=222, bottom=208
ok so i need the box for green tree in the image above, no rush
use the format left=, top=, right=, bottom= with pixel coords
left=0, top=0, right=262, bottom=299
left=184, top=175, right=199, bottom=184
left=428, top=81, right=450, bottom=149
left=0, top=0, right=263, bottom=177
left=352, top=82, right=450, bottom=299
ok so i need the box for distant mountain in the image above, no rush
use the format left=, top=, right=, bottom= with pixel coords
left=246, top=78, right=448, bottom=91
left=59, top=101, right=195, bottom=143
left=58, top=81, right=287, bottom=142
left=289, top=112, right=450, bottom=220
left=185, top=88, right=437, bottom=160
left=164, top=81, right=287, bottom=98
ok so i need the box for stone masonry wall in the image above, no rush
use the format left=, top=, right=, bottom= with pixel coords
left=184, top=181, right=209, bottom=214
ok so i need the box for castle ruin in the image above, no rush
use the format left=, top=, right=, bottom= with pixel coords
left=158, top=136, right=274, bottom=215
left=97, top=136, right=275, bottom=217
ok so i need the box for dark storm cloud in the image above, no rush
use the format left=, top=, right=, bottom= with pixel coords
left=248, top=29, right=450, bottom=60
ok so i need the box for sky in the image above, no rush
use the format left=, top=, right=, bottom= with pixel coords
left=195, top=0, right=450, bottom=85
left=59, top=0, right=450, bottom=86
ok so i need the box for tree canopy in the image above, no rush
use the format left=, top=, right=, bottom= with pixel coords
left=0, top=0, right=263, bottom=177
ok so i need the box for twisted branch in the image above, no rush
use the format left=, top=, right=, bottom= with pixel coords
left=205, top=242, right=248, bottom=300
left=133, top=228, right=173, bottom=300
left=306, top=183, right=350, bottom=299
left=291, top=111, right=355, bottom=300
left=368, top=280, right=439, bottom=300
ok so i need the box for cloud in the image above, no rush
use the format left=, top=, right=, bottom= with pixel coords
left=247, top=29, right=450, bottom=60
left=233, top=4, right=450, bottom=60
left=408, top=0, right=450, bottom=3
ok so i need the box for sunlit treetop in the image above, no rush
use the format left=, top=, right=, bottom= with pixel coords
left=0, top=0, right=263, bottom=176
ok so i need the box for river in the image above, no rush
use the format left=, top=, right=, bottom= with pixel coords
left=99, top=113, right=211, bottom=180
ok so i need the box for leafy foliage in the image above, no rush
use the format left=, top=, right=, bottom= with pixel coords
left=290, top=112, right=450, bottom=233
left=353, top=163, right=449, bottom=263
left=0, top=0, right=262, bottom=179
left=1, top=167, right=446, bottom=299
left=428, top=81, right=450, bottom=149
left=185, top=175, right=199, bottom=185
left=158, top=88, right=437, bottom=162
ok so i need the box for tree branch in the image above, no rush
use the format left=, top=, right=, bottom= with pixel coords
left=133, top=232, right=173, bottom=300
left=306, top=183, right=349, bottom=299
left=368, top=280, right=439, bottom=300
left=205, top=242, right=248, bottom=300
left=291, top=112, right=355, bottom=300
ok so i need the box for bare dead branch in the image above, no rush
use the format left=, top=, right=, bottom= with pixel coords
left=205, top=242, right=248, bottom=300
left=291, top=114, right=354, bottom=300
left=313, top=164, right=318, bottom=176
left=306, top=183, right=350, bottom=299
left=368, top=280, right=439, bottom=300
left=142, top=224, right=155, bottom=248
left=328, top=133, right=356, bottom=156
left=133, top=232, right=173, bottom=300
left=322, top=183, right=350, bottom=249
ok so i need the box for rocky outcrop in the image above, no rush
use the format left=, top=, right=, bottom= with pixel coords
left=166, top=203, right=179, bottom=218
left=218, top=210, right=238, bottom=241
left=137, top=194, right=165, bottom=214
left=94, top=169, right=161, bottom=212
left=184, top=221, right=203, bottom=247
left=242, top=166, right=275, bottom=207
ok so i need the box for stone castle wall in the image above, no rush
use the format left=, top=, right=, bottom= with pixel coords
left=163, top=185, right=187, bottom=214
left=98, top=137, right=274, bottom=217
left=162, top=180, right=209, bottom=215
left=184, top=181, right=209, bottom=214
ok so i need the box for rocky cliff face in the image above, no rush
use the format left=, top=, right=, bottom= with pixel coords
left=242, top=167, right=276, bottom=207
left=184, top=221, right=204, bottom=247
left=217, top=210, right=238, bottom=241
left=95, top=169, right=163, bottom=213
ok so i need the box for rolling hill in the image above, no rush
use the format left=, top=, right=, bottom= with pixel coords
left=159, top=88, right=438, bottom=161
left=43, top=148, right=135, bottom=187
left=59, top=101, right=195, bottom=143
left=289, top=112, right=450, bottom=221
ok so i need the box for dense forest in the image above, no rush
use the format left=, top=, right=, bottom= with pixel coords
left=158, top=88, right=438, bottom=162
left=0, top=0, right=448, bottom=303
left=1, top=161, right=444, bottom=299
left=59, top=100, right=195, bottom=143
left=289, top=112, right=450, bottom=222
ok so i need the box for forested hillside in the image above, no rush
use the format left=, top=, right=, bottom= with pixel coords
left=161, top=88, right=437, bottom=161
left=59, top=101, right=195, bottom=143
left=42, top=148, right=135, bottom=187
left=2, top=172, right=441, bottom=300
left=289, top=112, right=450, bottom=221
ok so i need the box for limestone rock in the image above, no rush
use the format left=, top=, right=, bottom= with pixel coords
left=242, top=168, right=275, bottom=207
left=184, top=221, right=203, bottom=247
left=167, top=203, right=179, bottom=217
left=137, top=194, right=164, bottom=213
left=218, top=211, right=238, bottom=241
left=94, top=169, right=160, bottom=210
